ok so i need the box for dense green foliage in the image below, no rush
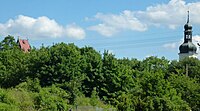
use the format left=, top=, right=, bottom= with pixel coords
left=0, top=36, right=200, bottom=111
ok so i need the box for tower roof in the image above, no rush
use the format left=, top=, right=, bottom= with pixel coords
left=184, top=11, right=192, bottom=30
left=179, top=11, right=197, bottom=54
left=179, top=42, right=197, bottom=53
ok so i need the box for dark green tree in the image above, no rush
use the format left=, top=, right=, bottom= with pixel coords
left=169, top=75, right=200, bottom=111
left=0, top=35, right=18, bottom=51
left=0, top=49, right=29, bottom=87
left=80, top=46, right=103, bottom=97
left=130, top=70, right=190, bottom=110
left=100, top=51, right=121, bottom=101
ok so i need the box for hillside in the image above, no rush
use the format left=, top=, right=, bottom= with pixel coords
left=0, top=36, right=199, bottom=111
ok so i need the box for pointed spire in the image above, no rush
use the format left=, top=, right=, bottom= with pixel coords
left=187, top=10, right=189, bottom=23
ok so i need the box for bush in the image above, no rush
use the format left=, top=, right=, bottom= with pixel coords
left=0, top=88, right=20, bottom=111
left=34, top=85, right=69, bottom=111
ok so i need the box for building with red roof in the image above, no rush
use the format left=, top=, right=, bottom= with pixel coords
left=17, top=38, right=31, bottom=52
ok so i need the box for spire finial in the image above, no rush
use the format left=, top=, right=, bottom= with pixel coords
left=187, top=10, right=189, bottom=23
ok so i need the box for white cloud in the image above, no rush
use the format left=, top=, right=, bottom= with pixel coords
left=193, top=35, right=200, bottom=58
left=88, top=24, right=118, bottom=37
left=145, top=54, right=153, bottom=58
left=162, top=39, right=183, bottom=51
left=88, top=0, right=200, bottom=36
left=193, top=35, right=200, bottom=43
left=0, top=15, right=85, bottom=40
left=193, top=35, right=200, bottom=51
left=163, top=42, right=178, bottom=49
left=108, top=50, right=115, bottom=55
left=65, top=24, right=86, bottom=39
left=136, top=0, right=200, bottom=29
left=163, top=35, right=200, bottom=50
left=88, top=10, right=147, bottom=37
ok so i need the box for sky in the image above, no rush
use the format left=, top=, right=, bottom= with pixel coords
left=0, top=0, right=200, bottom=60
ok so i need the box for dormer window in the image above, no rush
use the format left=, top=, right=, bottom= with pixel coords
left=22, top=40, right=25, bottom=44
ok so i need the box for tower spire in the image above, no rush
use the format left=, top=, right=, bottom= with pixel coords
left=179, top=11, right=197, bottom=60
left=187, top=10, right=189, bottom=23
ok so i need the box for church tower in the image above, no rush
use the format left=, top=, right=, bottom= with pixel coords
left=179, top=11, right=197, bottom=60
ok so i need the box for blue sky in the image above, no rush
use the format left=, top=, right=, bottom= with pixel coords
left=0, top=0, right=200, bottom=60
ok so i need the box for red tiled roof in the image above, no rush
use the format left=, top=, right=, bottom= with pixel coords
left=18, top=39, right=31, bottom=52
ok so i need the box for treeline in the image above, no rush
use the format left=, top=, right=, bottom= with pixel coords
left=0, top=35, right=200, bottom=111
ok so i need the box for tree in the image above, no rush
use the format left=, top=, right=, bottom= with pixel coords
left=169, top=75, right=200, bottom=111
left=0, top=35, right=18, bottom=51
left=90, top=87, right=99, bottom=107
left=80, top=46, right=103, bottom=97
left=0, top=48, right=29, bottom=87
left=100, top=51, right=121, bottom=101
left=130, top=71, right=190, bottom=110
left=48, top=43, right=84, bottom=105
left=141, top=56, right=169, bottom=73
left=34, top=85, right=69, bottom=111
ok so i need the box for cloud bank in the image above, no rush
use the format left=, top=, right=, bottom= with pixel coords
left=1, top=0, right=200, bottom=39
left=136, top=0, right=200, bottom=29
left=88, top=11, right=147, bottom=37
left=0, top=15, right=85, bottom=40
left=88, top=0, right=200, bottom=36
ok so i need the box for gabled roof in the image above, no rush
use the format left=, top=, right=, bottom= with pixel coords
left=18, top=39, right=31, bottom=52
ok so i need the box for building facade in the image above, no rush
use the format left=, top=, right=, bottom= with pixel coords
left=17, top=38, right=31, bottom=52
